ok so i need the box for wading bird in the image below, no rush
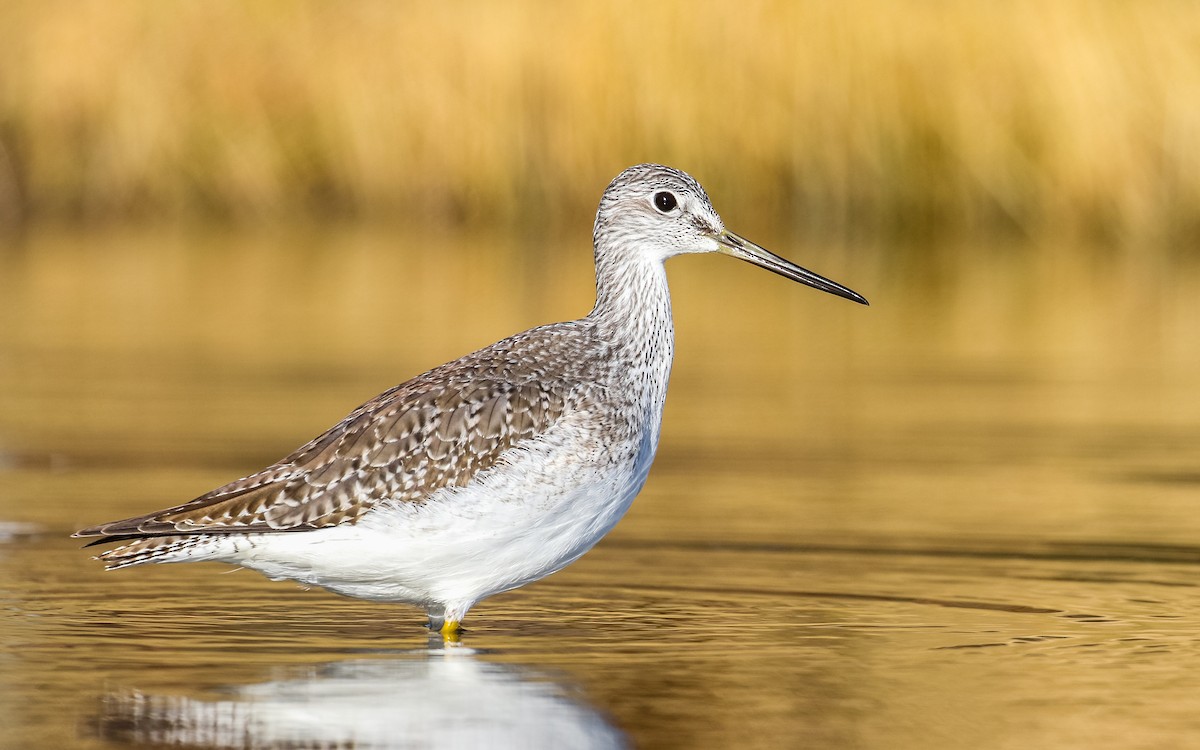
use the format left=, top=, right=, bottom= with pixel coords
left=76, top=164, right=868, bottom=638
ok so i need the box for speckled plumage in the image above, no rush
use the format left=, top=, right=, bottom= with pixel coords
left=76, top=164, right=867, bottom=633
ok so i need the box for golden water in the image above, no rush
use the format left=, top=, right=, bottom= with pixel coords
left=1, top=227, right=1199, bottom=748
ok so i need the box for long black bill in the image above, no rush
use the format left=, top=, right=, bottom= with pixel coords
left=713, top=230, right=869, bottom=305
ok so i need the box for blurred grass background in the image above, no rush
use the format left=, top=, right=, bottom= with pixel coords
left=0, top=0, right=1197, bottom=247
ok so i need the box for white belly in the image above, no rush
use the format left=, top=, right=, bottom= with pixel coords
left=228, top=414, right=656, bottom=617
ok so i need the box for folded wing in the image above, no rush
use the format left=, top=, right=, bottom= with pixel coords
left=75, top=375, right=572, bottom=540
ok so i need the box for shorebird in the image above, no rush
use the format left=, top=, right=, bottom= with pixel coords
left=76, top=164, right=867, bottom=638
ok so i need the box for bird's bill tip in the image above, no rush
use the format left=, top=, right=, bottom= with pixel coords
left=713, top=230, right=869, bottom=305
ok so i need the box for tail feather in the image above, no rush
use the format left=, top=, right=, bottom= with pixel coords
left=93, top=535, right=216, bottom=570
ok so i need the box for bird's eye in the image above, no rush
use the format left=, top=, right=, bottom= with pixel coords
left=653, top=191, right=678, bottom=213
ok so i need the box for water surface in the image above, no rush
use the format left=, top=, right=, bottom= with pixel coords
left=1, top=228, right=1198, bottom=748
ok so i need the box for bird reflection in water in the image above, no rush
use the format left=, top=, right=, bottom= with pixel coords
left=92, top=645, right=627, bottom=749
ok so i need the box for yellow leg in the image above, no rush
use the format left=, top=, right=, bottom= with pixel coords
left=439, top=619, right=463, bottom=643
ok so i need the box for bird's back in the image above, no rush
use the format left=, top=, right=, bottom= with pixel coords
left=76, top=317, right=626, bottom=550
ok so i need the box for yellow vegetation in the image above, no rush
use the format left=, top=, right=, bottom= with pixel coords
left=0, top=1, right=1198, bottom=243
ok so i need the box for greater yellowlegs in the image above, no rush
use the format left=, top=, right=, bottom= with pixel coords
left=76, top=164, right=867, bottom=637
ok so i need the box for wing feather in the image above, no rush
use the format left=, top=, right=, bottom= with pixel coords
left=75, top=374, right=574, bottom=538
left=75, top=321, right=603, bottom=542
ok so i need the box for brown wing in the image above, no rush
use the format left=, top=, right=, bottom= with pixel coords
left=75, top=373, right=572, bottom=539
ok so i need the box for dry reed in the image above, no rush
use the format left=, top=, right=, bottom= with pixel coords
left=0, top=1, right=1197, bottom=245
